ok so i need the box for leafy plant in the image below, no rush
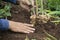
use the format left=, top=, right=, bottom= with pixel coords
left=30, top=0, right=50, bottom=24
left=0, top=3, right=11, bottom=19
left=47, top=11, right=60, bottom=25
left=30, top=0, right=59, bottom=40
left=30, top=0, right=60, bottom=25
left=47, top=0, right=60, bottom=11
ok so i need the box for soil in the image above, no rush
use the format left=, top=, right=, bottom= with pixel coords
left=0, top=3, right=60, bottom=40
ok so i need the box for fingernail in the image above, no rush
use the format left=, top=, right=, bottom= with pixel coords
left=31, top=24, right=34, bottom=26
left=33, top=29, right=35, bottom=30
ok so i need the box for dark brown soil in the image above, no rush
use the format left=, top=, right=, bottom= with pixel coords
left=0, top=3, right=60, bottom=40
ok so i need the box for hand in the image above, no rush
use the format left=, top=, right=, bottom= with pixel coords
left=9, top=21, right=35, bottom=33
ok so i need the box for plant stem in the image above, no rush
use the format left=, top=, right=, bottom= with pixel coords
left=43, top=30, right=57, bottom=40
left=6, top=17, right=7, bottom=20
left=35, top=0, right=38, bottom=16
left=41, top=0, right=44, bottom=15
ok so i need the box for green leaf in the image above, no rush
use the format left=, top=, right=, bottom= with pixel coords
left=4, top=12, right=11, bottom=16
left=51, top=20, right=60, bottom=23
left=0, top=16, right=3, bottom=18
left=0, top=9, right=5, bottom=15
left=47, top=11, right=60, bottom=16
left=6, top=12, right=11, bottom=16
left=0, top=3, right=11, bottom=18
left=4, top=3, right=11, bottom=11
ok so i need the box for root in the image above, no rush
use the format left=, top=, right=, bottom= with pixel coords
left=30, top=15, right=50, bottom=24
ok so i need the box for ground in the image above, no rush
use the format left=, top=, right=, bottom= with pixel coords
left=0, top=3, right=60, bottom=40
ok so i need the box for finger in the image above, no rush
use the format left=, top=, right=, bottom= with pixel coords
left=19, top=27, right=35, bottom=33
left=26, top=30, right=34, bottom=33
left=22, top=31, right=30, bottom=33
left=25, top=27, right=35, bottom=31
left=24, top=23, right=34, bottom=27
left=22, top=29, right=34, bottom=33
left=14, top=29, right=30, bottom=33
left=17, top=27, right=33, bottom=33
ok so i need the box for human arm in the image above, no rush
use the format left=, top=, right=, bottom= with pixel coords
left=0, top=19, right=35, bottom=33
left=0, top=19, right=9, bottom=30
